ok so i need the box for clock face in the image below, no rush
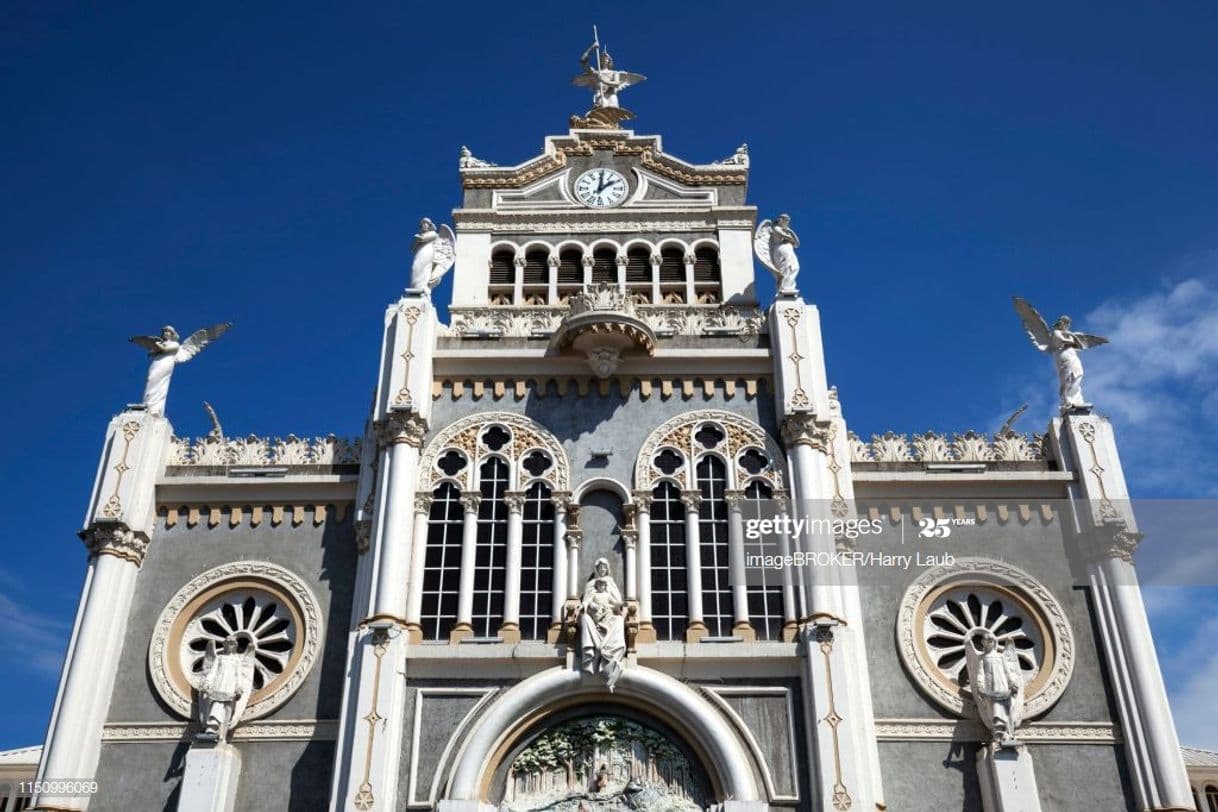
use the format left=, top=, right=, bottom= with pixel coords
left=574, top=168, right=628, bottom=208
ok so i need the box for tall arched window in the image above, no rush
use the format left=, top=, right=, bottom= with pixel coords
left=472, top=457, right=509, bottom=637
left=744, top=480, right=784, bottom=641
left=557, top=248, right=583, bottom=302
left=421, top=483, right=463, bottom=641
left=591, top=246, right=617, bottom=284
left=489, top=248, right=515, bottom=304
left=519, top=481, right=555, bottom=640
left=522, top=248, right=549, bottom=305
left=696, top=456, right=733, bottom=637
left=693, top=246, right=721, bottom=304
left=658, top=246, right=685, bottom=303
left=650, top=482, right=689, bottom=641
left=625, top=245, right=652, bottom=302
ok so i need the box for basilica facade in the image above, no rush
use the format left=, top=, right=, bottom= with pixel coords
left=31, top=64, right=1196, bottom=812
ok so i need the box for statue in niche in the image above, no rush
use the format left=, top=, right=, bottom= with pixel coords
left=580, top=558, right=626, bottom=691
left=129, top=322, right=231, bottom=416
left=195, top=638, right=255, bottom=743
left=754, top=214, right=801, bottom=295
left=965, top=632, right=1026, bottom=748
left=1013, top=296, right=1109, bottom=413
left=409, top=217, right=456, bottom=293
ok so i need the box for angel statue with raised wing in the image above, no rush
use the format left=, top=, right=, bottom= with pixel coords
left=130, top=322, right=232, bottom=416
left=409, top=217, right=457, bottom=294
left=570, top=28, right=646, bottom=130
left=965, top=632, right=1026, bottom=748
left=195, top=638, right=255, bottom=743
left=754, top=213, right=801, bottom=295
left=1013, top=297, right=1109, bottom=413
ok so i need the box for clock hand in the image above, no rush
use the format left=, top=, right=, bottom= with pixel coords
left=596, top=170, right=607, bottom=193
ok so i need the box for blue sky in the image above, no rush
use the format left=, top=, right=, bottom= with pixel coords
left=2, top=3, right=1216, bottom=750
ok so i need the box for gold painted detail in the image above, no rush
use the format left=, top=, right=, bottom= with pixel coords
left=434, top=376, right=768, bottom=401
left=781, top=306, right=811, bottom=412
left=160, top=502, right=352, bottom=529
left=353, top=628, right=391, bottom=811
left=813, top=626, right=852, bottom=810
left=393, top=307, right=421, bottom=409
left=101, top=420, right=142, bottom=518
left=1076, top=420, right=1117, bottom=519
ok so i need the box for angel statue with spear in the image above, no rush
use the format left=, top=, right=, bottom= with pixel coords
left=571, top=28, right=646, bottom=129
left=1013, top=297, right=1109, bottom=413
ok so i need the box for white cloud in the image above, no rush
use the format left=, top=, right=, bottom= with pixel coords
left=0, top=585, right=71, bottom=679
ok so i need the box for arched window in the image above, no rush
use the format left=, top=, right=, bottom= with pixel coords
left=625, top=245, right=652, bottom=302
left=696, top=456, right=733, bottom=637
left=519, top=481, right=555, bottom=640
left=658, top=246, right=686, bottom=303
left=591, top=246, right=617, bottom=284
left=649, top=482, right=689, bottom=641
left=744, top=481, right=784, bottom=641
left=489, top=249, right=515, bottom=304
left=693, top=246, right=721, bottom=304
left=421, top=483, right=463, bottom=641
left=557, top=247, right=584, bottom=301
left=472, top=457, right=509, bottom=637
left=522, top=248, right=549, bottom=304
left=1207, top=784, right=1218, bottom=812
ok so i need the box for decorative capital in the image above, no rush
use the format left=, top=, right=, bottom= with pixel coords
left=503, top=491, right=527, bottom=514
left=631, top=490, right=654, bottom=511
left=355, top=519, right=371, bottom=555
left=565, top=528, right=583, bottom=549
left=513, top=255, right=526, bottom=268
left=679, top=490, right=703, bottom=512
left=620, top=528, right=638, bottom=549
left=459, top=491, right=483, bottom=514
left=413, top=493, right=432, bottom=516
left=1082, top=521, right=1143, bottom=563
left=376, top=411, right=428, bottom=448
left=772, top=489, right=791, bottom=513
left=621, top=503, right=638, bottom=527
left=80, top=522, right=150, bottom=567
left=550, top=490, right=573, bottom=512
left=781, top=414, right=831, bottom=451
left=723, top=489, right=747, bottom=512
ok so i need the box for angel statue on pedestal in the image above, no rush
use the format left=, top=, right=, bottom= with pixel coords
left=570, top=27, right=646, bottom=130
left=195, top=638, right=255, bottom=743
left=965, top=632, right=1026, bottom=748
left=129, top=322, right=232, bottom=416
left=409, top=217, right=457, bottom=294
left=1013, top=297, right=1109, bottom=413
left=754, top=213, right=801, bottom=295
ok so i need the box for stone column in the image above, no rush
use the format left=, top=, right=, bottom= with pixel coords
left=548, top=492, right=570, bottom=642
left=499, top=491, right=526, bottom=643
left=452, top=491, right=482, bottom=642
left=1056, top=413, right=1193, bottom=811
left=773, top=491, right=800, bottom=642
left=632, top=491, right=656, bottom=643
left=566, top=528, right=582, bottom=601
left=36, top=409, right=168, bottom=812
left=723, top=489, right=754, bottom=640
left=680, top=490, right=707, bottom=642
left=369, top=411, right=428, bottom=624
left=403, top=493, right=432, bottom=642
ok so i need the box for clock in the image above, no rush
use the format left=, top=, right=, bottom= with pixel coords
left=574, top=168, right=628, bottom=208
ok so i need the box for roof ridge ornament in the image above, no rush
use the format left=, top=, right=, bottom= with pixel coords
left=570, top=26, right=646, bottom=130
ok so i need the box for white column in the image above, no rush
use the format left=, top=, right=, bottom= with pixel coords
left=453, top=491, right=482, bottom=642
left=549, top=493, right=569, bottom=639
left=1057, top=413, right=1193, bottom=811
left=649, top=253, right=661, bottom=303
left=547, top=255, right=559, bottom=305
left=370, top=413, right=426, bottom=623
left=404, top=493, right=431, bottom=641
left=566, top=528, right=582, bottom=600
left=724, top=490, right=754, bottom=640
left=632, top=492, right=654, bottom=630
left=680, top=490, right=707, bottom=642
left=774, top=491, right=799, bottom=640
left=512, top=255, right=524, bottom=305
left=682, top=252, right=696, bottom=303
left=500, top=491, right=526, bottom=643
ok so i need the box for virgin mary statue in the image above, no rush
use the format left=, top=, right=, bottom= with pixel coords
left=580, top=558, right=627, bottom=690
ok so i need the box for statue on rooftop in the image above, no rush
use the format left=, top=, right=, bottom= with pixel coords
left=570, top=28, right=645, bottom=130
left=130, top=322, right=231, bottom=416
left=754, top=214, right=801, bottom=295
left=1013, top=297, right=1109, bottom=413
left=409, top=217, right=457, bottom=293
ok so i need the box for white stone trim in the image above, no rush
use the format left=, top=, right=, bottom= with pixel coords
left=873, top=719, right=1119, bottom=744
left=101, top=719, right=338, bottom=742
left=418, top=412, right=570, bottom=493
left=703, top=686, right=800, bottom=803
left=895, top=557, right=1075, bottom=719
left=406, top=688, right=498, bottom=809
left=147, top=561, right=323, bottom=721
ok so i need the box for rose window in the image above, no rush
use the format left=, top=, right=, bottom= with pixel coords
left=181, top=591, right=296, bottom=692
left=922, top=588, right=1040, bottom=689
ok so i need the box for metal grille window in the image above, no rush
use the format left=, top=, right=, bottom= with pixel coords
left=490, top=250, right=515, bottom=284
left=421, top=483, right=463, bottom=641
left=472, top=457, right=509, bottom=637
left=591, top=247, right=617, bottom=284
left=696, top=456, right=733, bottom=637
left=649, top=482, right=689, bottom=641
left=658, top=247, right=685, bottom=283
left=519, top=481, right=555, bottom=640
left=744, top=480, right=784, bottom=641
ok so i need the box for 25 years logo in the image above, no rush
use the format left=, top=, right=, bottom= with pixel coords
left=916, top=516, right=976, bottom=539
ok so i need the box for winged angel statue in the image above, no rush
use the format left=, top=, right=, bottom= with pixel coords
left=965, top=632, right=1026, bottom=748
left=1013, top=297, right=1109, bottom=413
left=195, top=638, right=255, bottom=743
left=410, top=217, right=457, bottom=293
left=754, top=214, right=801, bottom=295
left=570, top=29, right=646, bottom=129
left=130, top=322, right=232, bottom=416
